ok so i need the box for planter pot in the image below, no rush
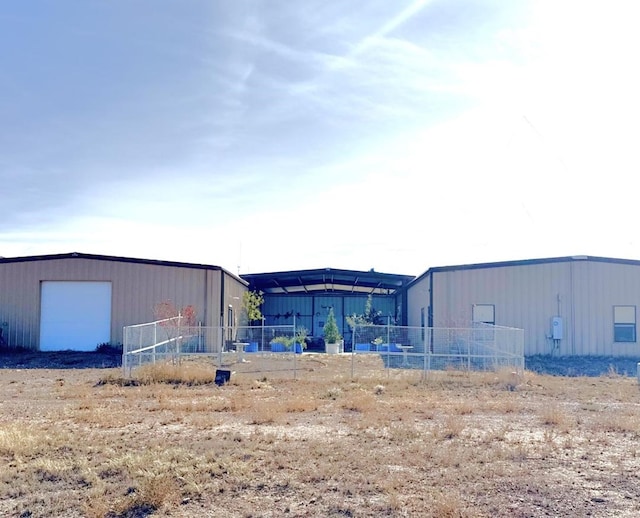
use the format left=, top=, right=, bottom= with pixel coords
left=325, top=341, right=342, bottom=354
left=294, top=343, right=303, bottom=354
left=271, top=342, right=287, bottom=352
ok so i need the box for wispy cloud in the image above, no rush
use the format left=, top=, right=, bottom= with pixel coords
left=5, top=1, right=640, bottom=272
left=349, top=0, right=432, bottom=57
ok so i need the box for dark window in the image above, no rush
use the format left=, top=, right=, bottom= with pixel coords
left=614, top=324, right=636, bottom=342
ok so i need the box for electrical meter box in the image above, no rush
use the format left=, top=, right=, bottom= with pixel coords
left=551, top=316, right=563, bottom=340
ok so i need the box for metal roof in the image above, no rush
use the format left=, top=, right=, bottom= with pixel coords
left=241, top=267, right=415, bottom=295
left=408, top=255, right=640, bottom=287
left=0, top=252, right=246, bottom=283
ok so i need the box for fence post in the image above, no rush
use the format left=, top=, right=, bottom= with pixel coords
left=423, top=327, right=428, bottom=380
left=152, top=321, right=157, bottom=364
left=352, top=325, right=357, bottom=379
left=122, top=326, right=127, bottom=377
left=519, top=329, right=525, bottom=374
left=386, top=318, right=391, bottom=376
left=427, top=328, right=432, bottom=375
left=293, top=316, right=297, bottom=380
left=218, top=327, right=223, bottom=365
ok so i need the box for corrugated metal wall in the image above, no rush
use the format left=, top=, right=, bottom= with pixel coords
left=0, top=257, right=245, bottom=350
left=263, top=295, right=314, bottom=331
left=262, top=294, right=397, bottom=341
left=406, top=274, right=430, bottom=330
left=430, top=262, right=572, bottom=355
left=8, top=254, right=640, bottom=356
left=222, top=270, right=248, bottom=329
left=0, top=260, right=40, bottom=349
left=571, top=261, right=640, bottom=356
left=406, top=258, right=640, bottom=357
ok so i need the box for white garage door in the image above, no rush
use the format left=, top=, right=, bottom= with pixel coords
left=40, top=281, right=112, bottom=351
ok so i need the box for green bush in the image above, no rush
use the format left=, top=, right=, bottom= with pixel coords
left=323, top=308, right=341, bottom=343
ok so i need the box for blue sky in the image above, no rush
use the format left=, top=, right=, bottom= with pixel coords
left=2, top=1, right=640, bottom=276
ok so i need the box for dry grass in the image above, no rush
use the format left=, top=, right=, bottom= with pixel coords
left=2, top=355, right=640, bottom=517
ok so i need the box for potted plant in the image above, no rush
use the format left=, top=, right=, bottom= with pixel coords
left=293, top=326, right=308, bottom=354
left=323, top=308, right=342, bottom=354
left=270, top=326, right=308, bottom=354
left=270, top=335, right=290, bottom=353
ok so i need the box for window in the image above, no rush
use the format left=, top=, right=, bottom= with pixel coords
left=472, top=304, right=495, bottom=344
left=472, top=304, right=495, bottom=325
left=614, top=305, right=636, bottom=342
left=420, top=307, right=425, bottom=340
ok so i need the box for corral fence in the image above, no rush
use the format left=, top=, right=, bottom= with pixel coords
left=351, top=323, right=525, bottom=376
left=123, top=318, right=524, bottom=379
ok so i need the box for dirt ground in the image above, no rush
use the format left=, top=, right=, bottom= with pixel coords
left=1, top=350, right=638, bottom=376
left=2, top=353, right=640, bottom=517
left=0, top=350, right=122, bottom=370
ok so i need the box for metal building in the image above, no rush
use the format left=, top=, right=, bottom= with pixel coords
left=242, top=268, right=414, bottom=350
left=7, top=251, right=640, bottom=357
left=0, top=252, right=247, bottom=351
left=406, top=255, right=640, bottom=357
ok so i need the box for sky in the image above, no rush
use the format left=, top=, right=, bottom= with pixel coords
left=2, top=1, right=640, bottom=277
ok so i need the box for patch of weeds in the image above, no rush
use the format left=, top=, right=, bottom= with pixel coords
left=541, top=405, right=567, bottom=427
left=322, top=387, right=343, bottom=400
left=96, top=343, right=123, bottom=355
left=435, top=416, right=465, bottom=441
left=105, top=502, right=156, bottom=518
left=95, top=376, right=141, bottom=387
left=341, top=392, right=376, bottom=412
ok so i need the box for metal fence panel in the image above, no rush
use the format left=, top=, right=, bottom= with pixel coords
left=352, top=323, right=524, bottom=376
left=123, top=320, right=524, bottom=380
left=123, top=320, right=302, bottom=376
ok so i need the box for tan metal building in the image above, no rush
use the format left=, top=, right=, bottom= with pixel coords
left=406, top=255, right=640, bottom=357
left=6, top=252, right=640, bottom=356
left=0, top=252, right=247, bottom=351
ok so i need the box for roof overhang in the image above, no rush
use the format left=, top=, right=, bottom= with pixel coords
left=241, top=268, right=415, bottom=296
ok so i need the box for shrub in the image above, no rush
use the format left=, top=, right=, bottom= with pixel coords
left=323, top=308, right=341, bottom=343
left=96, top=343, right=123, bottom=354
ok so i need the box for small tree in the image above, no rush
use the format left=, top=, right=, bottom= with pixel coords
left=152, top=300, right=197, bottom=364
left=323, top=307, right=341, bottom=344
left=241, top=290, right=264, bottom=326
left=295, top=325, right=309, bottom=350
left=363, top=294, right=383, bottom=325
left=153, top=301, right=197, bottom=326
left=346, top=294, right=383, bottom=328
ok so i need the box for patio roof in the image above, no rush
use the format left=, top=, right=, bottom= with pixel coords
left=241, top=268, right=415, bottom=295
